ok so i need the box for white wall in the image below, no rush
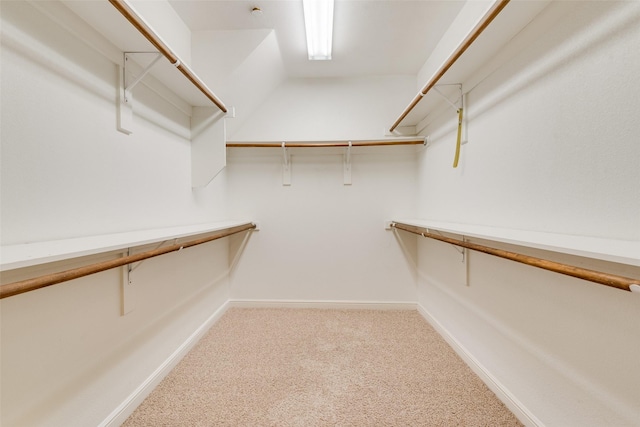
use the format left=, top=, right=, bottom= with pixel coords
left=1, top=2, right=233, bottom=425
left=226, top=76, right=419, bottom=303
left=1, top=1, right=229, bottom=243
left=227, top=146, right=418, bottom=303
left=419, top=0, right=640, bottom=240
left=1, top=242, right=231, bottom=427
left=229, top=76, right=416, bottom=142
left=415, top=1, right=640, bottom=425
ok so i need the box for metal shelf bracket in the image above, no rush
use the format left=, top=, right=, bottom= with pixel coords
left=117, top=52, right=163, bottom=135
left=124, top=52, right=163, bottom=102
left=121, top=239, right=170, bottom=315
left=433, top=84, right=462, bottom=113
left=121, top=248, right=134, bottom=315
left=344, top=141, right=352, bottom=185
left=282, top=142, right=291, bottom=186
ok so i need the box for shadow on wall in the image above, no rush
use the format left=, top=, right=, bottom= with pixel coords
left=1, top=241, right=232, bottom=426
left=3, top=1, right=194, bottom=140
left=468, top=1, right=639, bottom=122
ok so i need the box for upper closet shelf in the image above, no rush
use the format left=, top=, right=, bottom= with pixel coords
left=1, top=220, right=251, bottom=272
left=390, top=0, right=550, bottom=132
left=54, top=0, right=224, bottom=109
left=393, top=219, right=640, bottom=267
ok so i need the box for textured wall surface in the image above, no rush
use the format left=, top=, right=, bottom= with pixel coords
left=1, top=2, right=232, bottom=426
left=415, top=1, right=640, bottom=425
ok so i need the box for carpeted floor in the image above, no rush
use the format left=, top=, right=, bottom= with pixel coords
left=123, top=308, right=522, bottom=426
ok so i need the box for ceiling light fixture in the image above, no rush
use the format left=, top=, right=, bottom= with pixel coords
left=302, top=0, right=334, bottom=60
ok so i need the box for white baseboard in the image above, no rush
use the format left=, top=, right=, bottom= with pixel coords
left=416, top=303, right=543, bottom=427
left=229, top=299, right=417, bottom=310
left=99, top=300, right=231, bottom=427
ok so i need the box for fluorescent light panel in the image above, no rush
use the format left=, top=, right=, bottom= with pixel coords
left=302, top=0, right=334, bottom=60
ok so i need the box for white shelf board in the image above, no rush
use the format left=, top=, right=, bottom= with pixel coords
left=0, top=220, right=252, bottom=272
left=400, top=1, right=551, bottom=128
left=56, top=0, right=214, bottom=107
left=393, top=219, right=640, bottom=267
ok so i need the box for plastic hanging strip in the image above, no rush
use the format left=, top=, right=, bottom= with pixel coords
left=453, top=108, right=463, bottom=168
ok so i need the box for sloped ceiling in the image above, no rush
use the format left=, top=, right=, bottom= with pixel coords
left=169, top=0, right=465, bottom=78
left=192, top=29, right=287, bottom=136
left=169, top=0, right=466, bottom=137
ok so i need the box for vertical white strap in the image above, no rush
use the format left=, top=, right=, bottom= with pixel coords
left=282, top=142, right=291, bottom=186
left=344, top=141, right=352, bottom=185
left=121, top=249, right=134, bottom=315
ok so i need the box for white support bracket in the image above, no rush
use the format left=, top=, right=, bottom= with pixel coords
left=120, top=239, right=171, bottom=315
left=462, top=236, right=469, bottom=287
left=432, top=84, right=467, bottom=145
left=432, top=84, right=462, bottom=113
left=423, top=228, right=469, bottom=286
left=117, top=65, right=133, bottom=135
left=124, top=52, right=163, bottom=102
left=426, top=228, right=465, bottom=257
left=282, top=142, right=291, bottom=186
left=121, top=248, right=135, bottom=315
left=117, top=52, right=163, bottom=135
left=343, top=141, right=352, bottom=185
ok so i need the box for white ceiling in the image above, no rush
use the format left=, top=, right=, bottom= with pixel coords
left=168, top=0, right=465, bottom=78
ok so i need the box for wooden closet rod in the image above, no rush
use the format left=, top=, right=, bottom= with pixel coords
left=227, top=139, right=426, bottom=148
left=391, top=222, right=639, bottom=292
left=0, top=223, right=255, bottom=300
left=108, top=0, right=228, bottom=113
left=389, top=0, right=510, bottom=132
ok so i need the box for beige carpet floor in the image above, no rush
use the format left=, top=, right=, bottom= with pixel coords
left=123, top=308, right=522, bottom=426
